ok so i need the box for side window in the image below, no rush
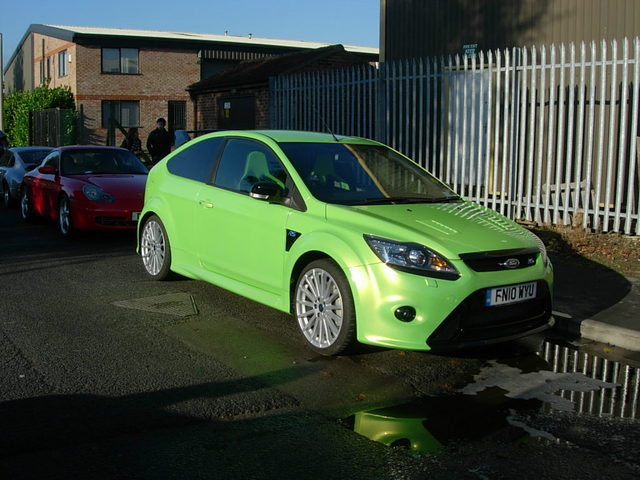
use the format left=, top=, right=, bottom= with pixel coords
left=214, top=139, right=287, bottom=193
left=167, top=137, right=224, bottom=183
left=44, top=153, right=60, bottom=170
left=0, top=151, right=10, bottom=167
left=102, top=48, right=139, bottom=74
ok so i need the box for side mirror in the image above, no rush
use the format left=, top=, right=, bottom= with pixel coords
left=250, top=181, right=283, bottom=200
left=38, top=165, right=57, bottom=175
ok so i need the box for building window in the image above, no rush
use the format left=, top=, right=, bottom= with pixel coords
left=58, top=50, right=68, bottom=77
left=101, top=100, right=140, bottom=128
left=102, top=48, right=139, bottom=74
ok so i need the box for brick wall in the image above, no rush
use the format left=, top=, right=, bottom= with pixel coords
left=32, top=34, right=76, bottom=91
left=34, top=34, right=200, bottom=147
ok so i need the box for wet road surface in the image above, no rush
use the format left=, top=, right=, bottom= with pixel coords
left=0, top=206, right=638, bottom=479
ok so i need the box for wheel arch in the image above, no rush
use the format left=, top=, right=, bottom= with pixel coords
left=136, top=194, right=176, bottom=253
left=286, top=231, right=368, bottom=315
left=289, top=250, right=333, bottom=313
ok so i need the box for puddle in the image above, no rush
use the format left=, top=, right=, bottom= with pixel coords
left=344, top=340, right=639, bottom=454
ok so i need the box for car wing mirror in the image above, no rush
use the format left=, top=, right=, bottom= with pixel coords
left=250, top=181, right=283, bottom=201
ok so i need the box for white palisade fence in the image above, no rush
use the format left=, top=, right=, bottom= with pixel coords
left=271, top=38, right=640, bottom=235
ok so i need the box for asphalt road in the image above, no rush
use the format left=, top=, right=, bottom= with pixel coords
left=0, top=206, right=638, bottom=479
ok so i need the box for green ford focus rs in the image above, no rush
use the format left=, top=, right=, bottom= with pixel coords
left=138, top=130, right=553, bottom=355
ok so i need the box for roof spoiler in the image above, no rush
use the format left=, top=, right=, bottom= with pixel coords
left=173, top=129, right=221, bottom=148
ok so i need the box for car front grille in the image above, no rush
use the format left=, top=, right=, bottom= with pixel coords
left=426, top=280, right=552, bottom=350
left=459, top=247, right=539, bottom=272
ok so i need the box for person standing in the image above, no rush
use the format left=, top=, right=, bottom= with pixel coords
left=146, top=118, right=172, bottom=166
left=121, top=127, right=143, bottom=155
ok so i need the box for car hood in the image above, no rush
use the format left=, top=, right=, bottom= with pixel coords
left=74, top=174, right=147, bottom=200
left=329, top=200, right=541, bottom=258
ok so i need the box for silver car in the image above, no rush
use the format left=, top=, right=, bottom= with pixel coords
left=0, top=146, right=54, bottom=207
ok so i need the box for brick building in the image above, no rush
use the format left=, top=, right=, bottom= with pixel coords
left=3, top=24, right=377, bottom=145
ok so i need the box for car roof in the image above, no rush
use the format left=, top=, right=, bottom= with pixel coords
left=10, top=146, right=54, bottom=152
left=54, top=145, right=128, bottom=152
left=204, top=130, right=381, bottom=145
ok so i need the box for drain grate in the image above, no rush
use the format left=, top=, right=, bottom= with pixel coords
left=113, top=293, right=198, bottom=317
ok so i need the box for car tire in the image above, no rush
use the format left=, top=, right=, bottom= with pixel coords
left=2, top=181, right=13, bottom=208
left=19, top=187, right=35, bottom=222
left=58, top=195, right=74, bottom=237
left=140, top=215, right=172, bottom=280
left=294, top=259, right=356, bottom=356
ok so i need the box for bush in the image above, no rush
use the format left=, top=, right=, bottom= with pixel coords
left=3, top=84, right=76, bottom=146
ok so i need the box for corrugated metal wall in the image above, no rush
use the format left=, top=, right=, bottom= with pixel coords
left=381, top=0, right=640, bottom=61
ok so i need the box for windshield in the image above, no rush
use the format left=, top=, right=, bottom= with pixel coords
left=61, top=149, right=148, bottom=175
left=279, top=142, right=459, bottom=205
left=20, top=149, right=52, bottom=167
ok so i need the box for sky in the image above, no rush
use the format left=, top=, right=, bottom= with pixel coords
left=1, top=0, right=380, bottom=69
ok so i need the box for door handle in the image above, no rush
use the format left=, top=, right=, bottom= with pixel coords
left=198, top=200, right=214, bottom=208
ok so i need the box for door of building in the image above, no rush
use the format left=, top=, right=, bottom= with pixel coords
left=218, top=96, right=256, bottom=130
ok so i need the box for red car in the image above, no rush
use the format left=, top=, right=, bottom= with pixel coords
left=20, top=146, right=148, bottom=236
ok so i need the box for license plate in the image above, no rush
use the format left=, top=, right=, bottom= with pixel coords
left=132, top=212, right=140, bottom=221
left=485, top=282, right=537, bottom=306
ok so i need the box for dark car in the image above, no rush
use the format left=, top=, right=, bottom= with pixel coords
left=0, top=146, right=54, bottom=207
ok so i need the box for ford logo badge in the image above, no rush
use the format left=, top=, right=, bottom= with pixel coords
left=499, top=258, right=520, bottom=269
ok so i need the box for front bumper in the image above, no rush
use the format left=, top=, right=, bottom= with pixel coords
left=348, top=259, right=554, bottom=351
left=70, top=202, right=141, bottom=230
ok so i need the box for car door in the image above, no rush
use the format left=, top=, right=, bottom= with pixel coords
left=160, top=137, right=224, bottom=261
left=33, top=152, right=61, bottom=217
left=195, top=138, right=290, bottom=297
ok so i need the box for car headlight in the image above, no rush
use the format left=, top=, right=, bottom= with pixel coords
left=82, top=184, right=115, bottom=203
left=532, top=232, right=551, bottom=268
left=364, top=234, right=460, bottom=280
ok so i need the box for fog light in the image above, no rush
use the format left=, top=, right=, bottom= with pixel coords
left=394, top=306, right=416, bottom=322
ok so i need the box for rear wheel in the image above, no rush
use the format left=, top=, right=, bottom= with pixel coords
left=140, top=215, right=172, bottom=280
left=294, top=259, right=356, bottom=356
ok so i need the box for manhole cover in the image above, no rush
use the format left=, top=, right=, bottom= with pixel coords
left=113, top=293, right=198, bottom=317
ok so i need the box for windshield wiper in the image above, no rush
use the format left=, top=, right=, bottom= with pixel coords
left=360, top=196, right=461, bottom=205
left=422, top=196, right=462, bottom=203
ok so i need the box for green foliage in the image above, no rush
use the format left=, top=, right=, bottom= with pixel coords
left=3, top=84, right=76, bottom=146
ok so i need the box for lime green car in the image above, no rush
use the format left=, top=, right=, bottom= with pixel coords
left=138, top=130, right=553, bottom=355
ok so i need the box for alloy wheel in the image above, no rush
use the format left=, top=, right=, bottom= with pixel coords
left=2, top=183, right=11, bottom=207
left=20, top=189, right=30, bottom=220
left=141, top=218, right=167, bottom=277
left=295, top=267, right=345, bottom=350
left=58, top=196, right=72, bottom=235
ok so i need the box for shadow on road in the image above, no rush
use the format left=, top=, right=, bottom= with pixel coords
left=0, top=366, right=399, bottom=479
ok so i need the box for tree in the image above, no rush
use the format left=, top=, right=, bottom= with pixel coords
left=3, top=84, right=76, bottom=146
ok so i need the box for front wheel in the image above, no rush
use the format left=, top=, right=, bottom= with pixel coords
left=140, top=215, right=172, bottom=280
left=20, top=187, right=34, bottom=222
left=2, top=182, right=13, bottom=208
left=294, top=259, right=356, bottom=356
left=58, top=195, right=73, bottom=237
